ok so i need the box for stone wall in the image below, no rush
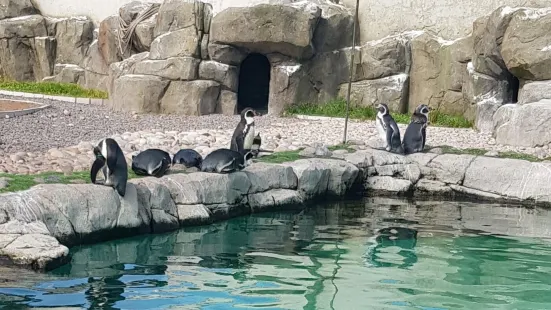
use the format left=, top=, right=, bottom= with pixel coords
left=2, top=147, right=551, bottom=272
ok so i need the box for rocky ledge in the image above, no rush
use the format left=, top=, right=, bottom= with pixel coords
left=1, top=147, right=550, bottom=272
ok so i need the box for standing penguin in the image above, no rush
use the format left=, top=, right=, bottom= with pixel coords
left=172, top=149, right=203, bottom=169
left=200, top=148, right=254, bottom=173
left=131, top=148, right=172, bottom=178
left=90, top=138, right=128, bottom=197
left=230, top=108, right=259, bottom=155
left=375, top=103, right=404, bottom=154
left=402, top=104, right=431, bottom=155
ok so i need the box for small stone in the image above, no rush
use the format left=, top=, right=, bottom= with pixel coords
left=485, top=151, right=499, bottom=157
left=4, top=115, right=9, bottom=119
left=63, top=110, right=70, bottom=116
left=60, top=165, right=74, bottom=176
left=0, top=177, right=11, bottom=189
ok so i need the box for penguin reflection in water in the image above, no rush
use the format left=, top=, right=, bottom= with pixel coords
left=131, top=148, right=172, bottom=178
left=375, top=103, right=404, bottom=154
left=90, top=138, right=128, bottom=197
left=201, top=148, right=255, bottom=173
left=402, top=104, right=431, bottom=155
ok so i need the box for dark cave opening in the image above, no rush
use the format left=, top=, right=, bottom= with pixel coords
left=237, top=53, right=271, bottom=114
left=509, top=75, right=520, bottom=103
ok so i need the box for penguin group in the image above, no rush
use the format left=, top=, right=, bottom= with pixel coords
left=376, top=103, right=432, bottom=155
left=90, top=107, right=264, bottom=197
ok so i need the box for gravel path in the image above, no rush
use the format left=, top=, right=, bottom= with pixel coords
left=0, top=94, right=549, bottom=175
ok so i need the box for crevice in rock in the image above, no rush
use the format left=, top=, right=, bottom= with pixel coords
left=508, top=74, right=520, bottom=104
left=459, top=156, right=478, bottom=186
left=237, top=53, right=271, bottom=114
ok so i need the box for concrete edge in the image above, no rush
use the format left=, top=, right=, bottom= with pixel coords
left=0, top=99, right=51, bottom=118
left=0, top=90, right=106, bottom=105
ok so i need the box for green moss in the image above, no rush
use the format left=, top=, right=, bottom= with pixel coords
left=257, top=150, right=302, bottom=164
left=284, top=97, right=473, bottom=129
left=433, top=145, right=551, bottom=162
left=327, top=143, right=356, bottom=153
left=0, top=78, right=108, bottom=99
left=0, top=170, right=146, bottom=193
left=435, top=145, right=488, bottom=156
left=496, top=151, right=544, bottom=162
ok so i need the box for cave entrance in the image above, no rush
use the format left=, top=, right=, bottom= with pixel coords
left=509, top=75, right=520, bottom=103
left=237, top=53, right=271, bottom=114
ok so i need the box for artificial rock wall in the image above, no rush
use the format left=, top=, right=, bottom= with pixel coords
left=2, top=0, right=551, bottom=149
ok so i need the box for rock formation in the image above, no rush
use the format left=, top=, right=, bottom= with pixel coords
left=3, top=0, right=551, bottom=148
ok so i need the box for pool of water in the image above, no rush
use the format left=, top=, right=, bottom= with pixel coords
left=2, top=198, right=551, bottom=309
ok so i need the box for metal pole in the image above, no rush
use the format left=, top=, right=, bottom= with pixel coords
left=343, top=0, right=360, bottom=144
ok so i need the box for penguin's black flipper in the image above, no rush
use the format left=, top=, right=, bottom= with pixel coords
left=114, top=178, right=127, bottom=197
left=90, top=158, right=104, bottom=184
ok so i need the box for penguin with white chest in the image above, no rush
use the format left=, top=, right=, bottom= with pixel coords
left=200, top=148, right=254, bottom=173
left=402, top=104, right=431, bottom=155
left=230, top=108, right=259, bottom=155
left=375, top=103, right=404, bottom=154
left=90, top=138, right=128, bottom=197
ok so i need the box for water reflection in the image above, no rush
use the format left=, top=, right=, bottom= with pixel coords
left=2, top=198, right=551, bottom=309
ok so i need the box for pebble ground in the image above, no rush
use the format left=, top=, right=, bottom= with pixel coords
left=0, top=94, right=547, bottom=175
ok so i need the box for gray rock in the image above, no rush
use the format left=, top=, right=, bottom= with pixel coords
left=32, top=37, right=56, bottom=81
left=53, top=64, right=85, bottom=84
left=0, top=15, right=47, bottom=39
left=0, top=0, right=39, bottom=20
left=210, top=2, right=321, bottom=59
left=414, top=179, right=453, bottom=196
left=207, top=43, right=247, bottom=66
left=55, top=17, right=94, bottom=65
left=0, top=234, right=18, bottom=248
left=282, top=159, right=330, bottom=199
left=160, top=80, right=220, bottom=115
left=202, top=3, right=213, bottom=34
left=463, top=156, right=551, bottom=201
left=154, top=0, right=200, bottom=37
left=216, top=90, right=237, bottom=116
left=119, top=1, right=155, bottom=24
left=133, top=179, right=178, bottom=233
left=365, top=176, right=412, bottom=194
left=248, top=189, right=303, bottom=212
left=312, top=2, right=354, bottom=53
left=337, top=74, right=409, bottom=113
left=0, top=38, right=35, bottom=81
left=111, top=74, right=170, bottom=113
left=425, top=154, right=476, bottom=184
left=299, top=143, right=332, bottom=157
left=198, top=60, right=239, bottom=91
left=81, top=40, right=109, bottom=75
left=494, top=100, right=551, bottom=147
left=98, top=15, right=124, bottom=65
left=177, top=204, right=212, bottom=226
left=134, top=57, right=200, bottom=80
left=134, top=13, right=157, bottom=51
left=1, top=234, right=69, bottom=271
left=150, top=28, right=201, bottom=59
left=204, top=203, right=250, bottom=221
left=518, top=80, right=551, bottom=105
left=501, top=8, right=551, bottom=80
left=0, top=177, right=11, bottom=189
left=242, top=163, right=298, bottom=193
left=367, top=163, right=421, bottom=183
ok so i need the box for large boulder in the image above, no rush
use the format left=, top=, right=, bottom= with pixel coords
left=269, top=62, right=315, bottom=115
left=98, top=15, right=125, bottom=65
left=493, top=100, right=551, bottom=147
left=150, top=28, right=200, bottom=59
left=207, top=43, right=247, bottom=66
left=210, top=2, right=322, bottom=59
left=198, top=60, right=238, bottom=91
left=154, top=0, right=202, bottom=37
left=55, top=17, right=94, bottom=65
left=518, top=80, right=551, bottom=105
left=160, top=80, right=220, bottom=115
left=0, top=0, right=39, bottom=20
left=53, top=64, right=84, bottom=84
left=0, top=38, right=36, bottom=81
left=312, top=2, right=354, bottom=53
left=501, top=7, right=551, bottom=80
left=134, top=57, right=200, bottom=80
left=408, top=32, right=472, bottom=116
left=80, top=40, right=110, bottom=91
left=111, top=74, right=170, bottom=113
left=119, top=1, right=156, bottom=24
left=31, top=37, right=56, bottom=81
left=106, top=51, right=149, bottom=96
left=216, top=90, right=237, bottom=115
left=0, top=15, right=47, bottom=39
left=134, top=13, right=157, bottom=51
left=472, top=6, right=519, bottom=79
left=337, top=73, right=409, bottom=113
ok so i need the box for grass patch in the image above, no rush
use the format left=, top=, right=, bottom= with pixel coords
left=258, top=150, right=302, bottom=164
left=0, top=170, right=144, bottom=193
left=433, top=145, right=550, bottom=162
left=0, top=78, right=108, bottom=99
left=328, top=143, right=356, bottom=153
left=285, top=97, right=473, bottom=129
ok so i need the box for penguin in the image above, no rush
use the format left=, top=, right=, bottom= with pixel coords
left=242, top=132, right=262, bottom=158
left=90, top=138, right=128, bottom=197
left=375, top=103, right=404, bottom=154
left=172, top=149, right=203, bottom=169
left=200, top=148, right=254, bottom=174
left=131, top=148, right=171, bottom=178
left=402, top=104, right=431, bottom=155
left=230, top=108, right=259, bottom=155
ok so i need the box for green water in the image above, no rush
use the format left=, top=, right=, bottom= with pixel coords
left=2, top=198, right=551, bottom=309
